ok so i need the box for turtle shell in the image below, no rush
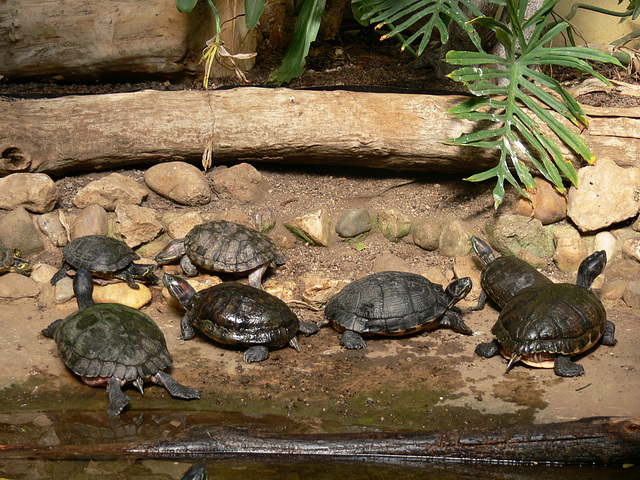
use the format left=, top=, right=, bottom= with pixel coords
left=63, top=235, right=140, bottom=274
left=186, top=282, right=299, bottom=348
left=184, top=221, right=277, bottom=273
left=480, top=256, right=551, bottom=308
left=493, top=282, right=607, bottom=359
left=53, top=303, right=172, bottom=381
left=324, top=271, right=451, bottom=336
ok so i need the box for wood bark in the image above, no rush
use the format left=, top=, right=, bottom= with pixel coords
left=0, top=0, right=256, bottom=82
left=2, top=87, right=640, bottom=177
left=1, top=416, right=638, bottom=465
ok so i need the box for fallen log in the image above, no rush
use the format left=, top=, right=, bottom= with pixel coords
left=1, top=416, right=638, bottom=465
left=1, top=87, right=640, bottom=176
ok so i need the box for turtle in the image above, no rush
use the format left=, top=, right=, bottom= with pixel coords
left=50, top=235, right=159, bottom=289
left=474, top=250, right=617, bottom=377
left=323, top=271, right=474, bottom=350
left=0, top=244, right=32, bottom=276
left=163, top=273, right=319, bottom=363
left=42, top=267, right=201, bottom=416
left=469, top=236, right=552, bottom=311
left=155, top=220, right=284, bottom=290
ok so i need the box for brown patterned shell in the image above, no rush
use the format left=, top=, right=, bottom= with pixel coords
left=185, top=221, right=277, bottom=273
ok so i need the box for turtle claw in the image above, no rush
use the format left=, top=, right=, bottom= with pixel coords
left=602, top=321, right=617, bottom=346
left=243, top=345, right=270, bottom=363
left=154, top=371, right=201, bottom=399
left=133, top=377, right=145, bottom=395
left=340, top=330, right=366, bottom=350
left=289, top=336, right=300, bottom=352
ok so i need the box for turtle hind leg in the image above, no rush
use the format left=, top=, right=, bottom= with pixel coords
left=554, top=355, right=585, bottom=377
left=474, top=339, right=501, bottom=358
left=467, top=291, right=488, bottom=312
left=153, top=371, right=201, bottom=400
left=340, top=330, right=366, bottom=350
left=247, top=263, right=268, bottom=290
left=41, top=319, right=63, bottom=338
left=437, top=311, right=473, bottom=335
left=299, top=321, right=320, bottom=335
left=601, top=321, right=617, bottom=346
left=106, top=377, right=130, bottom=416
left=244, top=345, right=270, bottom=363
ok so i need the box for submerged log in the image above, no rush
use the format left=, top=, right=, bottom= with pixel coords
left=1, top=87, right=640, bottom=176
left=1, top=416, right=638, bottom=465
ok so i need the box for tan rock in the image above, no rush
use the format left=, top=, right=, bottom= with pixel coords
left=73, top=173, right=149, bottom=211
left=0, top=173, right=58, bottom=213
left=93, top=282, right=152, bottom=309
left=114, top=204, right=163, bottom=248
left=513, top=177, right=567, bottom=225
left=145, top=162, right=211, bottom=206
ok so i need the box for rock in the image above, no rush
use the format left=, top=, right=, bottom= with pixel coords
left=335, top=209, right=372, bottom=239
left=513, top=177, right=567, bottom=225
left=166, top=211, right=204, bottom=239
left=114, top=204, right=163, bottom=248
left=0, top=173, right=58, bottom=213
left=594, top=231, right=618, bottom=263
left=621, top=237, right=640, bottom=263
left=70, top=204, right=109, bottom=239
left=488, top=214, right=554, bottom=257
left=0, top=272, right=39, bottom=299
left=553, top=225, right=588, bottom=272
left=622, top=279, right=640, bottom=309
left=439, top=220, right=473, bottom=257
left=144, top=161, right=211, bottom=206
left=254, top=207, right=276, bottom=233
left=0, top=207, right=45, bottom=255
left=413, top=219, right=444, bottom=251
left=285, top=210, right=330, bottom=246
left=210, top=162, right=268, bottom=204
left=73, top=173, right=149, bottom=211
left=567, top=159, right=640, bottom=232
left=54, top=276, right=74, bottom=304
left=93, top=282, right=152, bottom=309
left=372, top=253, right=411, bottom=273
left=36, top=211, right=68, bottom=247
left=377, top=210, right=411, bottom=242
left=264, top=279, right=297, bottom=303
left=218, top=208, right=254, bottom=227
left=601, top=279, right=628, bottom=301
left=604, top=259, right=640, bottom=280
left=29, top=263, right=59, bottom=285
left=301, top=275, right=350, bottom=310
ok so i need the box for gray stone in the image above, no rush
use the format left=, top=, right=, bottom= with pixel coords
left=73, top=173, right=149, bottom=211
left=553, top=225, right=588, bottom=272
left=54, top=276, right=74, bottom=304
left=0, top=207, right=45, bottom=255
left=413, top=219, right=444, bottom=251
left=335, top=209, right=371, bottom=238
left=0, top=173, right=58, bottom=213
left=0, top=273, right=39, bottom=299
left=377, top=210, right=411, bottom=242
left=372, top=253, right=411, bottom=273
left=210, top=162, right=268, bottom=204
left=144, top=161, right=211, bottom=206
left=70, top=204, right=109, bottom=239
left=513, top=177, right=567, bottom=225
left=36, top=211, right=68, bottom=247
left=114, top=204, right=163, bottom=248
left=284, top=210, right=330, bottom=246
left=567, top=159, right=640, bottom=232
left=439, top=220, right=473, bottom=257
left=488, top=214, right=554, bottom=257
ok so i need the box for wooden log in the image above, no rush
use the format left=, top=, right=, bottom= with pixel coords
left=0, top=0, right=256, bottom=82
left=1, top=417, right=638, bottom=465
left=1, top=87, right=640, bottom=176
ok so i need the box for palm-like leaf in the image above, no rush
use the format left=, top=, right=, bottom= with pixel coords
left=446, top=0, right=622, bottom=207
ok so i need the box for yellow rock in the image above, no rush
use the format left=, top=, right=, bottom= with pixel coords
left=93, top=282, right=152, bottom=309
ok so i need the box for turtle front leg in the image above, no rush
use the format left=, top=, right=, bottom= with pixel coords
left=243, top=345, right=270, bottom=363
left=153, top=371, right=201, bottom=399
left=340, top=330, right=366, bottom=350
left=115, top=269, right=140, bottom=289
left=437, top=310, right=473, bottom=335
left=180, top=256, right=198, bottom=277
left=475, top=339, right=501, bottom=358
left=601, top=321, right=617, bottom=346
left=554, top=355, right=584, bottom=377
left=106, top=376, right=130, bottom=416
left=468, top=291, right=488, bottom=311
left=179, top=314, right=196, bottom=341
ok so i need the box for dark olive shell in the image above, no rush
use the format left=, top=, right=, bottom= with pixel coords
left=54, top=303, right=172, bottom=380
left=481, top=256, right=552, bottom=308
left=187, top=282, right=299, bottom=348
left=63, top=235, right=139, bottom=274
left=185, top=221, right=277, bottom=273
left=494, top=283, right=607, bottom=357
left=324, top=271, right=451, bottom=335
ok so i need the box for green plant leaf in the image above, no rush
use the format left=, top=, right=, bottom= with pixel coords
left=268, top=0, right=326, bottom=85
left=175, top=0, right=199, bottom=14
left=245, top=0, right=264, bottom=29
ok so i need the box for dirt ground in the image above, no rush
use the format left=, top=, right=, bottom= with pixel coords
left=0, top=26, right=639, bottom=476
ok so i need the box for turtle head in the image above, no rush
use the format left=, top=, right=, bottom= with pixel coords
left=13, top=258, right=33, bottom=276
left=73, top=267, right=96, bottom=309
left=155, top=238, right=186, bottom=265
left=163, top=273, right=196, bottom=307
left=576, top=250, right=607, bottom=290
left=471, top=236, right=496, bottom=265
left=444, top=277, right=473, bottom=307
